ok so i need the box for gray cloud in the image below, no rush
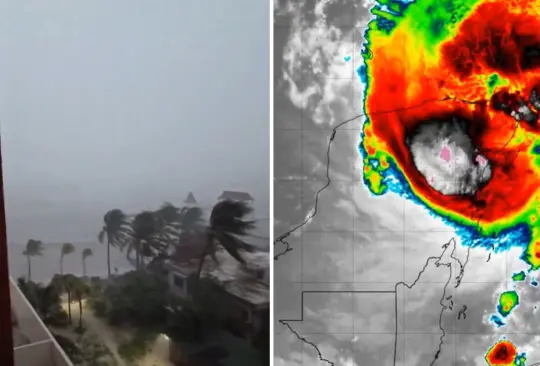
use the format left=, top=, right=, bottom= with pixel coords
left=0, top=0, right=269, bottom=243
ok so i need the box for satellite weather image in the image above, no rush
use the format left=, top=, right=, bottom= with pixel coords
left=274, top=0, right=540, bottom=365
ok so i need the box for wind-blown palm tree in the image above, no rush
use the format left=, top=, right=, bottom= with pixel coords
left=154, top=202, right=182, bottom=251
left=98, top=209, right=130, bottom=278
left=128, top=211, right=158, bottom=270
left=60, top=243, right=75, bottom=275
left=60, top=274, right=77, bottom=324
left=82, top=248, right=93, bottom=277
left=155, top=203, right=204, bottom=252
left=22, top=240, right=44, bottom=281
left=195, top=200, right=255, bottom=280
left=72, top=278, right=89, bottom=329
left=178, top=206, right=204, bottom=235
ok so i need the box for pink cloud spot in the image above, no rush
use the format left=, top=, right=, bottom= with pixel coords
left=440, top=145, right=452, bottom=162
left=476, top=155, right=486, bottom=165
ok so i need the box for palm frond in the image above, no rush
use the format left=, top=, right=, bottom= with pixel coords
left=156, top=202, right=180, bottom=224
left=82, top=248, right=93, bottom=259
left=213, top=231, right=246, bottom=265
left=209, top=200, right=255, bottom=236
left=112, top=231, right=131, bottom=251
left=131, top=211, right=158, bottom=240
left=125, top=240, right=134, bottom=259
left=208, top=245, right=219, bottom=265
left=25, top=239, right=45, bottom=257
left=101, top=209, right=131, bottom=251
left=61, top=243, right=75, bottom=256
left=97, top=230, right=105, bottom=244
left=179, top=207, right=204, bottom=230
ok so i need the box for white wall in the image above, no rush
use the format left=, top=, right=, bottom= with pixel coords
left=14, top=340, right=71, bottom=366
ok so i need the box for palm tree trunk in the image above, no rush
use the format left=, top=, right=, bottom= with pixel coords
left=78, top=298, right=83, bottom=329
left=107, top=239, right=111, bottom=278
left=27, top=256, right=31, bottom=281
left=195, top=252, right=207, bottom=281
left=67, top=292, right=72, bottom=324
left=136, top=246, right=140, bottom=270
left=60, top=256, right=63, bottom=275
left=82, top=259, right=86, bottom=277
left=195, top=234, right=213, bottom=281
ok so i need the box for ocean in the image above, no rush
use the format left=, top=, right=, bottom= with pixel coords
left=7, top=211, right=269, bottom=284
left=8, top=232, right=269, bottom=284
left=8, top=241, right=134, bottom=284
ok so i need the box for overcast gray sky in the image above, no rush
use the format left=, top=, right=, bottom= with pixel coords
left=0, top=1, right=269, bottom=243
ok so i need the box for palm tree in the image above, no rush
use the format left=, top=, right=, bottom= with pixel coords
left=178, top=206, right=204, bottom=234
left=17, top=278, right=61, bottom=324
left=60, top=274, right=77, bottom=324
left=35, top=284, right=62, bottom=324
left=82, top=248, right=93, bottom=277
left=60, top=243, right=75, bottom=275
left=154, top=203, right=204, bottom=252
left=155, top=202, right=180, bottom=228
left=195, top=200, right=255, bottom=281
left=22, top=240, right=44, bottom=281
left=128, top=211, right=158, bottom=269
left=71, top=278, right=89, bottom=329
left=154, top=202, right=181, bottom=252
left=98, top=209, right=130, bottom=278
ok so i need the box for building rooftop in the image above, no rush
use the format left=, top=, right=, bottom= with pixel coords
left=184, top=192, right=197, bottom=204
left=167, top=247, right=269, bottom=308
left=218, top=191, right=254, bottom=202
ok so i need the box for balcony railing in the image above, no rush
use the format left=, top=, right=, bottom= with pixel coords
left=9, top=277, right=73, bottom=366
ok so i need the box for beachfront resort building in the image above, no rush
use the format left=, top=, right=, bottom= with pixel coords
left=164, top=232, right=269, bottom=365
left=10, top=277, right=73, bottom=366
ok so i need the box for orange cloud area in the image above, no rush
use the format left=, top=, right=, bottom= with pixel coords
left=361, top=0, right=540, bottom=268
left=485, top=340, right=517, bottom=365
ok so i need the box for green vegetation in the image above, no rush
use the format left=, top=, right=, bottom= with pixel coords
left=98, top=209, right=130, bottom=278
left=73, top=280, right=90, bottom=330
left=117, top=330, right=156, bottom=363
left=17, top=277, right=69, bottom=327
left=48, top=274, right=90, bottom=328
left=78, top=331, right=117, bottom=366
left=17, top=199, right=268, bottom=365
left=97, top=200, right=254, bottom=280
left=166, top=276, right=233, bottom=343
left=53, top=333, right=83, bottom=362
left=91, top=270, right=169, bottom=329
left=54, top=331, right=116, bottom=366
left=128, top=211, right=158, bottom=270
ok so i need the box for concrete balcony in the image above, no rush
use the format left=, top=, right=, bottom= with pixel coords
left=10, top=278, right=73, bottom=366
